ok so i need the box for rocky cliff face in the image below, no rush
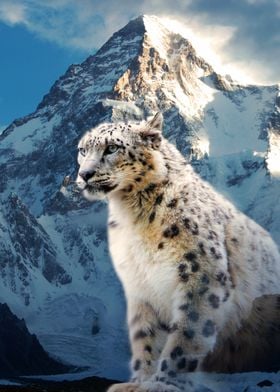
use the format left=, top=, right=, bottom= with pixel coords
left=0, top=303, right=69, bottom=376
left=0, top=15, right=279, bottom=379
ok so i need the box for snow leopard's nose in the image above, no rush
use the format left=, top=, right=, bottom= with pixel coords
left=79, top=170, right=96, bottom=182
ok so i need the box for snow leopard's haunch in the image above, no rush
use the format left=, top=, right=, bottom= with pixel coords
left=76, top=113, right=280, bottom=392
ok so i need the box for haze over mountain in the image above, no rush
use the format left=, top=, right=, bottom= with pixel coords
left=0, top=15, right=279, bottom=381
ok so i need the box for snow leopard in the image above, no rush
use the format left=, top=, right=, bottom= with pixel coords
left=76, top=112, right=280, bottom=392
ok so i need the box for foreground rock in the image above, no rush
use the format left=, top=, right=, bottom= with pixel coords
left=0, top=376, right=118, bottom=392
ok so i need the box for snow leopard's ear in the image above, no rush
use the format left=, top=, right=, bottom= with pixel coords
left=140, top=112, right=163, bottom=149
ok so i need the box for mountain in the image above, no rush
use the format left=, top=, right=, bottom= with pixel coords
left=0, top=303, right=69, bottom=376
left=0, top=15, right=279, bottom=380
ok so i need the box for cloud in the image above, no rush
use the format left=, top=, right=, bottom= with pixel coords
left=186, top=0, right=280, bottom=83
left=0, top=0, right=142, bottom=51
left=0, top=0, right=279, bottom=84
left=0, top=1, right=26, bottom=25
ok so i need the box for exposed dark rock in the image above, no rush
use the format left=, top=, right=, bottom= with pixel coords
left=0, top=375, right=119, bottom=392
left=0, top=303, right=70, bottom=377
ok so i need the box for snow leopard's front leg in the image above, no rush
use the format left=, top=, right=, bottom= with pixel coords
left=107, top=301, right=163, bottom=392
left=155, top=273, right=233, bottom=381
left=127, top=300, right=160, bottom=383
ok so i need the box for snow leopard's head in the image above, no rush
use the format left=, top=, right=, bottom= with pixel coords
left=76, top=112, right=164, bottom=201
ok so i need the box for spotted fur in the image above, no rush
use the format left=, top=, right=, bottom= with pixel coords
left=76, top=113, right=280, bottom=392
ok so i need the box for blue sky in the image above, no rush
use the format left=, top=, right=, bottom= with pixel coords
left=0, top=22, right=86, bottom=128
left=0, top=0, right=279, bottom=130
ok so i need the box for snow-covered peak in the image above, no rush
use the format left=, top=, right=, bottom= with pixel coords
left=143, top=15, right=176, bottom=62
left=142, top=15, right=212, bottom=74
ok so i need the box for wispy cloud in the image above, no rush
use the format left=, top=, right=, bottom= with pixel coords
left=0, top=1, right=26, bottom=25
left=0, top=0, right=279, bottom=84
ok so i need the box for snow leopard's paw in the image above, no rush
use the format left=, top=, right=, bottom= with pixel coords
left=107, top=382, right=147, bottom=392
left=141, top=380, right=183, bottom=392
left=107, top=380, right=184, bottom=392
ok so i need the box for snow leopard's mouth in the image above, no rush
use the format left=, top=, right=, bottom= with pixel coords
left=85, top=181, right=117, bottom=194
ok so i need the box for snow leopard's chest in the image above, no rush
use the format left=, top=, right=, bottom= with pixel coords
left=108, top=202, right=178, bottom=320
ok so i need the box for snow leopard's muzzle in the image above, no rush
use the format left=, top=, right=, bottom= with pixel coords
left=76, top=170, right=118, bottom=201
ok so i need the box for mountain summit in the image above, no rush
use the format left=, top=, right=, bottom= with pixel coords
left=0, top=15, right=279, bottom=378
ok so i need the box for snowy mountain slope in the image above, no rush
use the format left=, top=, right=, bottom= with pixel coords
left=0, top=15, right=279, bottom=381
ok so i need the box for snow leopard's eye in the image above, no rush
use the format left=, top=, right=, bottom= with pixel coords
left=104, top=144, right=119, bottom=155
left=78, top=147, right=86, bottom=157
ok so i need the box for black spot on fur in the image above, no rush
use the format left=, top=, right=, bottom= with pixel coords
left=133, top=359, right=141, bottom=371
left=183, top=328, right=195, bottom=339
left=145, top=183, right=157, bottom=193
left=158, top=242, right=164, bottom=250
left=208, top=230, right=218, bottom=240
left=184, top=251, right=197, bottom=261
left=133, top=330, right=148, bottom=340
left=165, top=163, right=171, bottom=170
left=202, top=320, right=215, bottom=337
left=163, top=224, right=180, bottom=238
left=198, top=286, right=209, bottom=296
left=183, top=218, right=199, bottom=235
left=192, top=222, right=199, bottom=235
left=159, top=322, right=170, bottom=332
left=201, top=274, right=210, bottom=285
left=161, top=360, right=168, bottom=372
left=198, top=242, right=206, bottom=255
left=178, top=263, right=187, bottom=272
left=149, top=211, right=156, bottom=223
left=223, top=291, right=230, bottom=302
left=179, top=303, right=189, bottom=311
left=208, top=294, right=220, bottom=309
left=139, top=158, right=147, bottom=166
left=177, top=357, right=186, bottom=370
left=168, top=371, right=176, bottom=378
left=179, top=272, right=189, bottom=282
left=216, top=271, right=227, bottom=286
left=210, top=246, right=222, bottom=259
left=167, top=199, right=178, bottom=208
left=191, top=261, right=200, bottom=272
left=135, top=177, right=142, bottom=182
left=144, top=345, right=152, bottom=353
left=189, top=311, right=199, bottom=322
left=188, top=359, right=198, bottom=372
left=170, top=346, right=183, bottom=359
left=129, top=151, right=135, bottom=160
left=183, top=218, right=191, bottom=230
left=155, top=193, right=163, bottom=205
left=133, top=328, right=155, bottom=340
left=187, top=291, right=194, bottom=300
